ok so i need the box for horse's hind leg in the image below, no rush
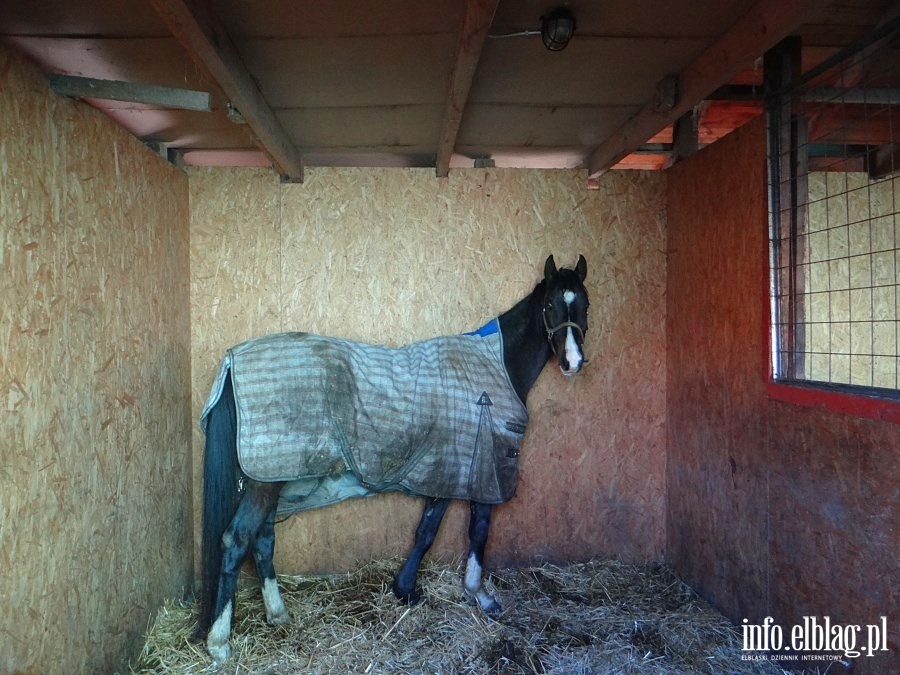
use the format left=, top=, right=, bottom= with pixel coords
left=252, top=509, right=290, bottom=625
left=393, top=497, right=450, bottom=604
left=464, top=502, right=502, bottom=616
left=207, top=480, right=283, bottom=663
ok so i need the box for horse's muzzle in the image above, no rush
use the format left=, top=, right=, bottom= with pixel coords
left=558, top=346, right=585, bottom=376
left=559, top=360, right=584, bottom=377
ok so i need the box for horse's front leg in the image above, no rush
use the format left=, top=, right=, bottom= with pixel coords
left=207, top=481, right=282, bottom=664
left=464, top=501, right=502, bottom=616
left=393, top=497, right=450, bottom=604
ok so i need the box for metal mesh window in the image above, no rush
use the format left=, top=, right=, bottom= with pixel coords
left=767, top=23, right=900, bottom=396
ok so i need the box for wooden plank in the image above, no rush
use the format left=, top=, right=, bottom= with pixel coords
left=435, top=0, right=498, bottom=178
left=147, top=0, right=303, bottom=181
left=587, top=0, right=820, bottom=179
left=49, top=74, right=212, bottom=111
left=698, top=100, right=763, bottom=144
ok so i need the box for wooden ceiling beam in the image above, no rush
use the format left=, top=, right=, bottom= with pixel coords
left=148, top=0, right=304, bottom=181
left=49, top=75, right=212, bottom=111
left=435, top=0, right=499, bottom=178
left=586, top=0, right=821, bottom=179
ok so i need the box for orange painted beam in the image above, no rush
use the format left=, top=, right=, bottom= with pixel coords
left=587, top=0, right=821, bottom=178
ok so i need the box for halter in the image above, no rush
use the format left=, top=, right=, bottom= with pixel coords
left=543, top=312, right=590, bottom=370
left=542, top=308, right=585, bottom=344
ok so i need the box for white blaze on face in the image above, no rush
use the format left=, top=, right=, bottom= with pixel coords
left=561, top=289, right=582, bottom=375
left=563, top=327, right=582, bottom=375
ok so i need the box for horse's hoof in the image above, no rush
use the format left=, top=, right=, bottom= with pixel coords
left=468, top=590, right=502, bottom=617
left=267, top=608, right=291, bottom=626
left=207, top=640, right=231, bottom=665
left=392, top=579, right=420, bottom=605
left=482, top=597, right=503, bottom=617
left=396, top=588, right=421, bottom=605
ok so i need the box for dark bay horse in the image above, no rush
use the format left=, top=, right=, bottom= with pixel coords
left=198, top=254, right=589, bottom=662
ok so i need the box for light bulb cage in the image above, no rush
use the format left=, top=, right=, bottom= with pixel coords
left=541, top=7, right=576, bottom=51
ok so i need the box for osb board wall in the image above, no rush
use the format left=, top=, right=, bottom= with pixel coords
left=0, top=45, right=192, bottom=673
left=189, top=166, right=667, bottom=575
left=666, top=118, right=770, bottom=621
left=667, top=116, right=899, bottom=674
left=768, top=403, right=900, bottom=674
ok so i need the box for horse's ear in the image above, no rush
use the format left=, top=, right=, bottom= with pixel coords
left=544, top=254, right=557, bottom=279
left=575, top=254, right=587, bottom=282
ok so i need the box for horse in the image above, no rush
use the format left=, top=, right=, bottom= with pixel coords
left=196, top=254, right=590, bottom=662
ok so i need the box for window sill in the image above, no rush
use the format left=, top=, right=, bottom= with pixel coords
left=767, top=381, right=900, bottom=423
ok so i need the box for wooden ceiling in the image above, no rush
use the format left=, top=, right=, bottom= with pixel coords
left=1, top=0, right=896, bottom=182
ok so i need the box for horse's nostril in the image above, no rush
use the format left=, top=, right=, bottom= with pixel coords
left=560, top=362, right=582, bottom=377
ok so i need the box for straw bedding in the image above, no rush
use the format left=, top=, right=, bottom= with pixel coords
left=132, top=559, right=790, bottom=674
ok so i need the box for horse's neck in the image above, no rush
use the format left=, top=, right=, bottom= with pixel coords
left=498, top=284, right=551, bottom=404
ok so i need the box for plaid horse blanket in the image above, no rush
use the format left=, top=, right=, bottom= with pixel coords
left=200, top=320, right=529, bottom=514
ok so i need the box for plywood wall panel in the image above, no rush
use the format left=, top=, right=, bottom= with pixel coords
left=667, top=114, right=899, bottom=674
left=666, top=118, right=770, bottom=620
left=0, top=45, right=191, bottom=673
left=769, top=403, right=900, bottom=673
left=189, top=166, right=667, bottom=574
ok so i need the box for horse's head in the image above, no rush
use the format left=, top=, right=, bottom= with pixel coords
left=542, top=254, right=589, bottom=377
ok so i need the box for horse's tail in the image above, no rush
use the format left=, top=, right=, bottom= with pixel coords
left=196, top=372, right=241, bottom=637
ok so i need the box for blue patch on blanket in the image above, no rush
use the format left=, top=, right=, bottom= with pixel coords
left=464, top=318, right=499, bottom=337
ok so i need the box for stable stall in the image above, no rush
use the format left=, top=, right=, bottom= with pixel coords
left=1, top=1, right=897, bottom=673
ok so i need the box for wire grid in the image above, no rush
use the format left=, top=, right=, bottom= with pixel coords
left=769, top=31, right=900, bottom=392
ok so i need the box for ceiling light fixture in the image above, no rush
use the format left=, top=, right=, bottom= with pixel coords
left=541, top=7, right=576, bottom=51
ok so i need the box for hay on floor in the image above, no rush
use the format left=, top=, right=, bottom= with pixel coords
left=132, top=559, right=786, bottom=674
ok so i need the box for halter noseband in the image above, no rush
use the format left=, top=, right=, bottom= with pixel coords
left=543, top=310, right=590, bottom=368
left=542, top=309, right=585, bottom=344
